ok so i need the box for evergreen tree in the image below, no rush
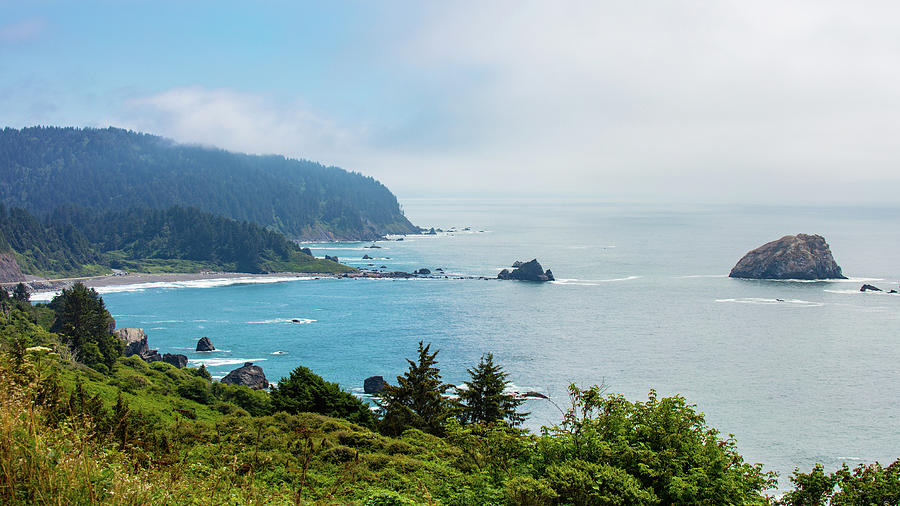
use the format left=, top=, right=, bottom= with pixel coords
left=457, top=353, right=527, bottom=426
left=378, top=341, right=453, bottom=436
left=49, top=283, right=121, bottom=374
left=12, top=282, right=29, bottom=302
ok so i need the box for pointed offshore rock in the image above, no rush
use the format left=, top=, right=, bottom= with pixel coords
left=196, top=336, right=215, bottom=352
left=498, top=259, right=555, bottom=282
left=729, top=234, right=846, bottom=280
left=222, top=362, right=269, bottom=390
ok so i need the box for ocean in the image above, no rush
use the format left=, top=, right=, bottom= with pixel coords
left=61, top=199, right=900, bottom=489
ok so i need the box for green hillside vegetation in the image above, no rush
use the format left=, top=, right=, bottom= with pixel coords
left=1, top=292, right=898, bottom=504
left=0, top=126, right=417, bottom=240
left=0, top=205, right=353, bottom=277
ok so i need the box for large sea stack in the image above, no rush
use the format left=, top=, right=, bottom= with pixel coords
left=729, top=234, right=846, bottom=280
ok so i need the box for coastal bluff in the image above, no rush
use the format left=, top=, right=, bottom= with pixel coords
left=729, top=234, right=846, bottom=280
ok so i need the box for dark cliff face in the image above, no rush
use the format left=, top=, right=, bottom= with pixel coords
left=729, top=234, right=846, bottom=280
left=0, top=251, right=24, bottom=283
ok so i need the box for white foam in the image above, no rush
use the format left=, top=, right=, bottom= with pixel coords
left=762, top=277, right=884, bottom=284
left=715, top=298, right=824, bottom=307
left=32, top=276, right=319, bottom=300
left=825, top=288, right=899, bottom=296
left=247, top=318, right=316, bottom=324
left=551, top=276, right=641, bottom=286
left=188, top=358, right=268, bottom=367
left=270, top=351, right=288, bottom=355
left=29, top=291, right=59, bottom=302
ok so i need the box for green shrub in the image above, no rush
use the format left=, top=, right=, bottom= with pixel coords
left=505, top=476, right=557, bottom=506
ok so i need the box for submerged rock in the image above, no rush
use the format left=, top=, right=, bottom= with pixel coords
left=729, top=234, right=845, bottom=280
left=498, top=259, right=555, bottom=282
left=196, top=336, right=215, bottom=352
left=222, top=362, right=269, bottom=390
left=860, top=284, right=882, bottom=292
left=415, top=268, right=431, bottom=275
left=364, top=375, right=386, bottom=394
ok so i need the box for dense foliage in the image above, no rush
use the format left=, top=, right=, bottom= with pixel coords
left=271, top=365, right=375, bottom=427
left=0, top=126, right=417, bottom=240
left=0, top=296, right=895, bottom=504
left=0, top=204, right=353, bottom=276
left=0, top=205, right=103, bottom=276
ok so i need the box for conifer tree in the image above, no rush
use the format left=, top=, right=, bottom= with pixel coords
left=12, top=282, right=29, bottom=302
left=457, top=353, right=527, bottom=426
left=50, top=283, right=122, bottom=374
left=378, top=341, right=453, bottom=436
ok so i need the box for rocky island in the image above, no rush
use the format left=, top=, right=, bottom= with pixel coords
left=729, top=234, right=846, bottom=280
left=498, top=259, right=555, bottom=282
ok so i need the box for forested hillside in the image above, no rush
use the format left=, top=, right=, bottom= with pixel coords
left=0, top=205, right=352, bottom=277
left=0, top=127, right=417, bottom=240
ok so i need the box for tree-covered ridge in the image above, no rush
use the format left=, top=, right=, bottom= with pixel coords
left=0, top=205, right=103, bottom=276
left=0, top=204, right=353, bottom=276
left=0, top=126, right=417, bottom=240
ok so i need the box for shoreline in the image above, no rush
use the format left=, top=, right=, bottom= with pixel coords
left=21, top=269, right=494, bottom=300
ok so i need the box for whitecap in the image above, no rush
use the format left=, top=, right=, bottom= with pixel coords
left=715, top=298, right=824, bottom=307
left=247, top=318, right=316, bottom=324
left=270, top=351, right=288, bottom=355
left=189, top=358, right=268, bottom=367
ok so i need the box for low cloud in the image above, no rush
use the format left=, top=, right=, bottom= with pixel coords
left=0, top=18, right=47, bottom=44
left=115, top=87, right=364, bottom=166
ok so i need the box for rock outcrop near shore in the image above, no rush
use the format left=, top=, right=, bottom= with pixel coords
left=729, top=234, right=846, bottom=280
left=114, top=328, right=150, bottom=357
left=114, top=327, right=187, bottom=368
left=498, top=259, right=555, bottom=282
left=222, top=362, right=269, bottom=390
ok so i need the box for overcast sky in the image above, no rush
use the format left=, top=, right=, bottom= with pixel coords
left=2, top=1, right=899, bottom=203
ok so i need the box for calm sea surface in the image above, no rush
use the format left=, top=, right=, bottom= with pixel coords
left=89, top=199, right=900, bottom=489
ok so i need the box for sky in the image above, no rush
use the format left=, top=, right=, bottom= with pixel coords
left=2, top=1, right=900, bottom=203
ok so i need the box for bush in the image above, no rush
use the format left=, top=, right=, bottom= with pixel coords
left=177, top=378, right=211, bottom=404
left=270, top=365, right=374, bottom=427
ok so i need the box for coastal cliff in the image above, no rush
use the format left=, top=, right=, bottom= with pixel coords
left=0, top=251, right=24, bottom=283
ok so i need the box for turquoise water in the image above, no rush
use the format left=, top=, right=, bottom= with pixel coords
left=93, top=199, right=900, bottom=488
